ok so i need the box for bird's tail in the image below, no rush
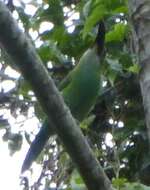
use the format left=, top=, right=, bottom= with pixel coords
left=21, top=120, right=53, bottom=173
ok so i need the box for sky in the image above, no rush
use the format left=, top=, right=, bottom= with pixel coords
left=0, top=133, right=26, bottom=190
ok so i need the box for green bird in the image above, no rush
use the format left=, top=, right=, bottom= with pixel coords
left=21, top=21, right=105, bottom=173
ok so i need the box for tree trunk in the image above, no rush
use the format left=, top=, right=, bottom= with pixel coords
left=129, top=0, right=150, bottom=148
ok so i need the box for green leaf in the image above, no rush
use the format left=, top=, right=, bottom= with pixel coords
left=106, top=23, right=128, bottom=42
left=38, top=41, right=67, bottom=64
left=70, top=170, right=86, bottom=190
left=106, top=57, right=123, bottom=72
left=0, top=118, right=8, bottom=129
left=80, top=115, right=95, bottom=129
left=128, top=64, right=140, bottom=74
left=107, top=70, right=117, bottom=86
left=16, top=7, right=31, bottom=30
left=19, top=80, right=32, bottom=98
left=113, top=6, right=128, bottom=14
left=82, top=4, right=106, bottom=38
left=112, top=178, right=128, bottom=188
left=75, top=177, right=83, bottom=185
left=83, top=0, right=92, bottom=17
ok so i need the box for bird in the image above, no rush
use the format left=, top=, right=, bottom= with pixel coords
left=21, top=21, right=106, bottom=173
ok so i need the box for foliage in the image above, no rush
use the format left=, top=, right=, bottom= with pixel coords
left=0, top=0, right=148, bottom=189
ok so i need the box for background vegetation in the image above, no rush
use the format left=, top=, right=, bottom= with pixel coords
left=0, top=0, right=149, bottom=189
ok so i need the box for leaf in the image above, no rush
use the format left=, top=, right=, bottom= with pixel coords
left=70, top=170, right=86, bottom=190
left=128, top=64, right=140, bottom=74
left=75, top=177, right=84, bottom=185
left=106, top=23, right=128, bottom=42
left=107, top=70, right=117, bottom=86
left=0, top=118, right=9, bottom=129
left=82, top=0, right=92, bottom=17
left=82, top=4, right=106, bottom=38
left=80, top=115, right=95, bottom=129
left=112, top=177, right=128, bottom=188
left=106, top=57, right=123, bottom=72
left=38, top=41, right=67, bottom=64
left=19, top=80, right=32, bottom=98
left=113, top=6, right=128, bottom=14
left=16, top=7, right=31, bottom=29
left=8, top=133, right=23, bottom=155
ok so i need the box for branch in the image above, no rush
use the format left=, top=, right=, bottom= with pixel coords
left=0, top=2, right=113, bottom=190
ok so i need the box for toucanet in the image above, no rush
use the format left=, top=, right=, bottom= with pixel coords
left=21, top=21, right=105, bottom=173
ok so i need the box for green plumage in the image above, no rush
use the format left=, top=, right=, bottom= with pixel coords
left=62, top=48, right=100, bottom=121
left=21, top=21, right=105, bottom=173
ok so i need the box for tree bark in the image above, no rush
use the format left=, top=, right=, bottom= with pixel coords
left=128, top=0, right=150, bottom=148
left=0, top=2, right=113, bottom=190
